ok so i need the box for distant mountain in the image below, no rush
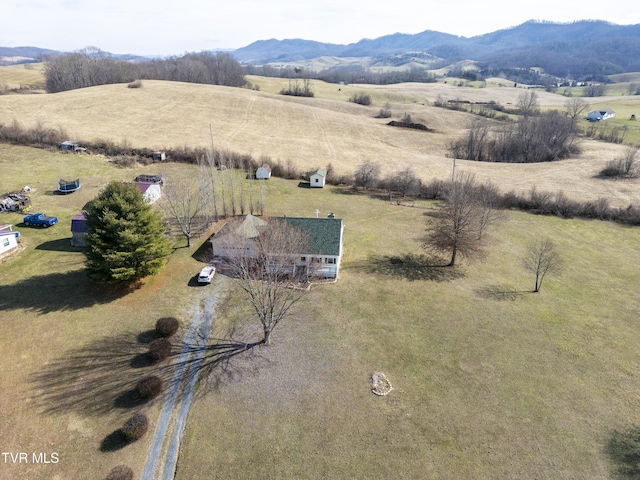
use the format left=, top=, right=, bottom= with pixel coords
left=232, top=20, right=640, bottom=78
left=0, top=46, right=59, bottom=64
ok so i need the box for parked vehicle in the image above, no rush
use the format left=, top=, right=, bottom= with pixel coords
left=197, top=266, right=216, bottom=284
left=23, top=213, right=58, bottom=227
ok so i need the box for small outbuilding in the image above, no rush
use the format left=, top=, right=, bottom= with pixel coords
left=256, top=164, right=272, bottom=180
left=152, top=151, right=166, bottom=162
left=0, top=224, right=20, bottom=257
left=136, top=182, right=162, bottom=204
left=309, top=169, right=326, bottom=188
left=587, top=109, right=616, bottom=122
left=70, top=214, right=89, bottom=247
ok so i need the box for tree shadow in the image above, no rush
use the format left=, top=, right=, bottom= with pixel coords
left=99, top=429, right=130, bottom=452
left=350, top=253, right=464, bottom=282
left=35, top=238, right=79, bottom=252
left=29, top=327, right=263, bottom=417
left=28, top=331, right=177, bottom=416
left=0, top=270, right=128, bottom=313
left=606, top=427, right=640, bottom=478
left=475, top=285, right=528, bottom=301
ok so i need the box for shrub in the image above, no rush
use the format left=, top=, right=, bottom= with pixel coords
left=127, top=80, right=142, bottom=88
left=349, top=93, right=372, bottom=106
left=148, top=338, right=172, bottom=362
left=155, top=317, right=179, bottom=337
left=106, top=464, right=134, bottom=480
left=122, top=413, right=149, bottom=442
left=135, top=375, right=163, bottom=400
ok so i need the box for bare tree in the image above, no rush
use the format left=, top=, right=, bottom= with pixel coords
left=160, top=176, right=210, bottom=247
left=389, top=167, right=419, bottom=197
left=564, top=96, right=589, bottom=121
left=520, top=238, right=563, bottom=292
left=423, top=173, right=488, bottom=266
left=516, top=90, right=539, bottom=116
left=219, top=218, right=312, bottom=345
left=354, top=159, right=381, bottom=191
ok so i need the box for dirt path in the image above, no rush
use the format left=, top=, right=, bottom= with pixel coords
left=141, top=277, right=228, bottom=480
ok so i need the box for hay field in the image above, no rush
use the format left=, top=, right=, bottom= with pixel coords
left=0, top=63, right=46, bottom=90
left=0, top=77, right=638, bottom=207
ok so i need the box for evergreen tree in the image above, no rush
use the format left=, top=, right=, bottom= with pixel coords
left=83, top=181, right=171, bottom=284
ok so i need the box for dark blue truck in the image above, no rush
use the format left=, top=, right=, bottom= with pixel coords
left=23, top=213, right=58, bottom=227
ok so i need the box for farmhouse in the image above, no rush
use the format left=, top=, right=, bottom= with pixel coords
left=136, top=182, right=162, bottom=204
left=587, top=108, right=616, bottom=122
left=209, top=214, right=344, bottom=279
left=70, top=214, right=89, bottom=247
left=309, top=169, right=326, bottom=188
left=256, top=164, right=272, bottom=180
left=0, top=224, right=20, bottom=257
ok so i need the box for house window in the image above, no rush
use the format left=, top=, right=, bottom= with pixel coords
left=315, top=178, right=319, bottom=183
left=2, top=238, right=9, bottom=247
left=325, top=257, right=336, bottom=264
left=301, top=256, right=306, bottom=262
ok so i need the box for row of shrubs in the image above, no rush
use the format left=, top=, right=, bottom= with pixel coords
left=104, top=317, right=180, bottom=480
left=413, top=178, right=640, bottom=225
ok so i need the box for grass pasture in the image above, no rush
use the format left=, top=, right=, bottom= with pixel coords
left=0, top=74, right=639, bottom=479
left=0, top=78, right=639, bottom=208
left=176, top=179, right=640, bottom=479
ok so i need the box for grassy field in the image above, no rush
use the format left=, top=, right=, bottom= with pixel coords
left=0, top=73, right=639, bottom=479
left=0, top=73, right=638, bottom=208
left=175, top=178, right=640, bottom=479
left=0, top=146, right=215, bottom=479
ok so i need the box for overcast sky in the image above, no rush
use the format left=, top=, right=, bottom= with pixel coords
left=2, top=0, right=639, bottom=56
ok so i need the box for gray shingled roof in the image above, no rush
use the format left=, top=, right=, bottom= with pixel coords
left=274, top=217, right=342, bottom=256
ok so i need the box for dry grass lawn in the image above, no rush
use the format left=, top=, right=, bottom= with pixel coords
left=177, top=178, right=640, bottom=480
left=0, top=76, right=638, bottom=207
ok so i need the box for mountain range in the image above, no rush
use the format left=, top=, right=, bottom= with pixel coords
left=233, top=20, right=640, bottom=78
left=2, top=20, right=640, bottom=79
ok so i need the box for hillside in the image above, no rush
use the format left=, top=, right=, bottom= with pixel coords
left=233, top=20, right=640, bottom=78
left=0, top=78, right=638, bottom=207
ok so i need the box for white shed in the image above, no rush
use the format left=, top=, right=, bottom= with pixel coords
left=309, top=169, right=326, bottom=188
left=136, top=182, right=162, bottom=204
left=256, top=164, right=272, bottom=180
left=0, top=224, right=19, bottom=256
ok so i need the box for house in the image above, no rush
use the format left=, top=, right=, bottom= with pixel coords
left=209, top=214, right=344, bottom=279
left=587, top=109, right=616, bottom=122
left=70, top=214, right=89, bottom=247
left=0, top=224, right=20, bottom=256
left=309, top=169, right=326, bottom=188
left=273, top=216, right=344, bottom=278
left=255, top=164, right=272, bottom=180
left=136, top=182, right=162, bottom=204
left=210, top=214, right=267, bottom=259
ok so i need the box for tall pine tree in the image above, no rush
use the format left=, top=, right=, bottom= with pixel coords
left=83, top=181, right=171, bottom=284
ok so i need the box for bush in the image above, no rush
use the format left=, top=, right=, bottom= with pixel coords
left=106, top=464, right=134, bottom=480
left=135, top=375, right=163, bottom=400
left=127, top=80, right=142, bottom=88
left=155, top=317, right=179, bottom=337
left=122, top=413, right=149, bottom=442
left=148, top=338, right=172, bottom=362
left=349, top=92, right=372, bottom=106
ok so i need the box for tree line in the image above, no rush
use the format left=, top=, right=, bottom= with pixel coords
left=44, top=48, right=245, bottom=93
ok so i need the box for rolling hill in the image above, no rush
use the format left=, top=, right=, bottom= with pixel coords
left=0, top=77, right=637, bottom=208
